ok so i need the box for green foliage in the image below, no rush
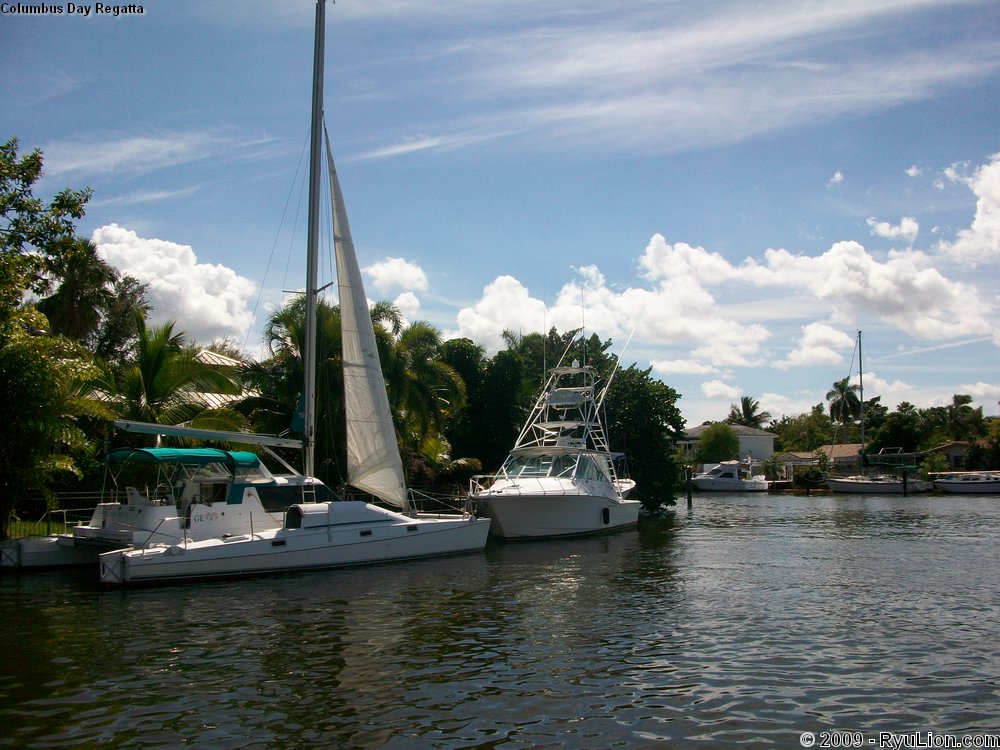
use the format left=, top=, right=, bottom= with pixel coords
left=826, top=376, right=861, bottom=424
left=603, top=365, right=685, bottom=510
left=919, top=451, right=949, bottom=478
left=726, top=395, right=771, bottom=428
left=694, top=422, right=740, bottom=464
left=867, top=404, right=923, bottom=454
left=769, top=404, right=833, bottom=451
left=0, top=308, right=112, bottom=538
left=1, top=138, right=93, bottom=326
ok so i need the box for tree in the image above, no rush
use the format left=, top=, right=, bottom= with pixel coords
left=602, top=365, right=685, bottom=510
left=727, top=395, right=771, bottom=428
left=101, top=312, right=242, bottom=429
left=867, top=402, right=923, bottom=454
left=826, top=377, right=861, bottom=425
left=694, top=422, right=740, bottom=464
left=1, top=138, right=93, bottom=326
left=92, top=273, right=149, bottom=362
left=944, top=394, right=983, bottom=442
left=384, top=320, right=466, bottom=453
left=769, top=405, right=833, bottom=452
left=0, top=308, right=112, bottom=538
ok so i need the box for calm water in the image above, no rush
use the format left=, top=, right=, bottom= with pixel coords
left=3, top=493, right=1000, bottom=749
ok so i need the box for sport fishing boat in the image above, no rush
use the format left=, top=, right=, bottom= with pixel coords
left=469, top=355, right=639, bottom=539
left=98, top=1, right=489, bottom=584
left=691, top=460, right=769, bottom=492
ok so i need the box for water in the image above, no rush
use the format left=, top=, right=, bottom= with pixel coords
left=3, top=493, right=1000, bottom=748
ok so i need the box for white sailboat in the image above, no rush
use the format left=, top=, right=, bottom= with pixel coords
left=98, top=1, right=489, bottom=584
left=826, top=331, right=930, bottom=494
left=931, top=471, right=1000, bottom=494
left=469, top=350, right=640, bottom=539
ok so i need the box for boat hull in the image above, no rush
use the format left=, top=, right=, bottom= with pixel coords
left=0, top=535, right=100, bottom=570
left=691, top=478, right=769, bottom=492
left=933, top=477, right=1000, bottom=494
left=474, top=493, right=640, bottom=539
left=827, top=477, right=932, bottom=494
left=99, top=510, right=491, bottom=585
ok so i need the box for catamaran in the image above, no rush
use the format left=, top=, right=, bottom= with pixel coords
left=97, top=1, right=489, bottom=584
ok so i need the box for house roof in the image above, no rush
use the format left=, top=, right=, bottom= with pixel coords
left=818, top=443, right=862, bottom=460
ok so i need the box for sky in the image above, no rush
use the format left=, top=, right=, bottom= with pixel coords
left=3, top=0, right=1000, bottom=428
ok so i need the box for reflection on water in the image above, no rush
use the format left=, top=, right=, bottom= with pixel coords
left=2, top=494, right=1000, bottom=748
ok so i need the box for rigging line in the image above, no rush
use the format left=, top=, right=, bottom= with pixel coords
left=241, top=131, right=311, bottom=356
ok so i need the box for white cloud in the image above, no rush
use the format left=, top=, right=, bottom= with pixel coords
left=454, top=275, right=548, bottom=352
left=43, top=130, right=274, bottom=179
left=351, top=1, right=1000, bottom=159
left=828, top=170, right=844, bottom=186
left=905, top=165, right=922, bottom=178
left=775, top=322, right=854, bottom=370
left=867, top=216, right=919, bottom=244
left=938, top=152, right=1000, bottom=265
left=364, top=257, right=429, bottom=293
left=93, top=224, right=257, bottom=346
left=960, top=381, right=1000, bottom=405
left=650, top=359, right=721, bottom=376
left=701, top=379, right=741, bottom=400
left=746, top=241, right=992, bottom=339
left=393, top=291, right=422, bottom=320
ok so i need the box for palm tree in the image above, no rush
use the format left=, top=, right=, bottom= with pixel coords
left=383, top=320, right=467, bottom=458
left=826, top=377, right=861, bottom=424
left=945, top=394, right=982, bottom=441
left=103, top=312, right=242, bottom=431
left=727, top=396, right=771, bottom=428
left=35, top=238, right=115, bottom=343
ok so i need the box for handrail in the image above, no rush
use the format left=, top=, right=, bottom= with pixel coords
left=136, top=516, right=185, bottom=555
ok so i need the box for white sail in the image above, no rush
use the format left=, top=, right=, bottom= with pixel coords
left=325, top=132, right=409, bottom=509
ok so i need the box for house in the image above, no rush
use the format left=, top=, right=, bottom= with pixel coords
left=771, top=444, right=861, bottom=482
left=679, top=423, right=777, bottom=466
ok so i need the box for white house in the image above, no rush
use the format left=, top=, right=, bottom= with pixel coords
left=678, top=423, right=776, bottom=466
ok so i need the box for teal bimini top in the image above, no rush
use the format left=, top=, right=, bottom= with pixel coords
left=104, top=447, right=262, bottom=468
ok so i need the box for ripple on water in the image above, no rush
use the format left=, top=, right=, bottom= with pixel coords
left=3, top=495, right=1000, bottom=747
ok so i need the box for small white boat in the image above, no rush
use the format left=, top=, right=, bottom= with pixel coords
left=826, top=474, right=932, bottom=494
left=470, top=358, right=640, bottom=539
left=98, top=2, right=488, bottom=584
left=931, top=471, right=1000, bottom=494
left=691, top=460, right=769, bottom=492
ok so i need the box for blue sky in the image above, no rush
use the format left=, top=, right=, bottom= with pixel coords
left=3, top=0, right=1000, bottom=427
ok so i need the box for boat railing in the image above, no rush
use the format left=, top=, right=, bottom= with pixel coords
left=11, top=505, right=98, bottom=539
left=469, top=473, right=576, bottom=497
left=133, top=516, right=187, bottom=556
left=406, top=487, right=475, bottom=518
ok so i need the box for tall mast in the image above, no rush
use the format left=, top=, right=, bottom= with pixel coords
left=302, top=0, right=326, bottom=477
left=858, top=330, right=865, bottom=454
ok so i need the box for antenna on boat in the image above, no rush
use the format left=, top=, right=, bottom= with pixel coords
left=596, top=329, right=635, bottom=412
